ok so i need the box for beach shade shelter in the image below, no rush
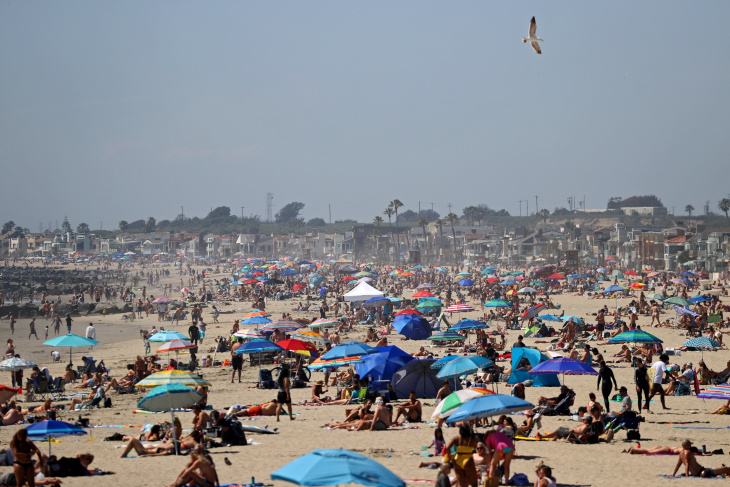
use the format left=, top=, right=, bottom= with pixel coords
left=507, top=348, right=560, bottom=387
left=521, top=305, right=545, bottom=322
left=437, top=355, right=494, bottom=380
left=459, top=279, right=475, bottom=287
left=26, top=420, right=86, bottom=456
left=242, top=317, right=273, bottom=326
left=537, top=314, right=563, bottom=322
left=337, top=265, right=359, bottom=275
left=276, top=339, right=319, bottom=358
left=529, top=357, right=598, bottom=385
left=448, top=394, right=535, bottom=423
left=362, top=296, right=391, bottom=308
left=484, top=299, right=511, bottom=308
left=392, top=314, right=432, bottom=340
left=138, top=383, right=202, bottom=455
left=260, top=320, right=302, bottom=333
left=0, top=357, right=37, bottom=372
left=0, top=385, right=21, bottom=403
left=416, top=299, right=443, bottom=311
left=500, top=280, right=518, bottom=286
left=148, top=331, right=188, bottom=343
left=427, top=330, right=466, bottom=343
left=444, top=303, right=474, bottom=313
left=689, top=295, right=712, bottom=304
left=343, top=281, right=385, bottom=302
left=271, top=448, right=405, bottom=487
left=450, top=320, right=489, bottom=332
left=431, top=387, right=496, bottom=420
left=608, top=330, right=662, bottom=345
left=233, top=329, right=265, bottom=340
left=412, top=291, right=435, bottom=298
left=681, top=337, right=722, bottom=359
left=561, top=315, right=585, bottom=325
left=308, top=318, right=340, bottom=329
left=43, top=333, right=98, bottom=365
left=665, top=297, right=691, bottom=307
left=354, top=346, right=415, bottom=382
left=280, top=269, right=298, bottom=276
left=391, top=359, right=461, bottom=399
left=321, top=341, right=379, bottom=360
left=136, top=370, right=211, bottom=389
left=232, top=339, right=283, bottom=355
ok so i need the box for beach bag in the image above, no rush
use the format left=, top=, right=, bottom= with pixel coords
left=483, top=476, right=500, bottom=487
left=508, top=473, right=530, bottom=486
left=104, top=397, right=112, bottom=408
left=626, top=429, right=641, bottom=441
left=258, top=369, right=275, bottom=389
left=228, top=420, right=248, bottom=446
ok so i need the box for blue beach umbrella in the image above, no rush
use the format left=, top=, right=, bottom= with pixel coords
left=537, top=314, right=563, bottom=322
left=362, top=297, right=391, bottom=308
left=608, top=330, right=662, bottom=344
left=354, top=347, right=415, bottom=381
left=321, top=341, right=379, bottom=360
left=242, top=316, right=273, bottom=326
left=484, top=299, right=511, bottom=308
left=458, top=279, right=475, bottom=287
left=147, top=331, right=187, bottom=343
left=430, top=355, right=462, bottom=369
left=688, top=295, right=711, bottom=304
left=682, top=337, right=721, bottom=349
left=280, top=269, right=298, bottom=276
left=604, top=285, right=627, bottom=294
left=26, top=420, right=87, bottom=456
left=448, top=394, right=534, bottom=422
left=138, top=383, right=202, bottom=455
left=500, top=280, right=518, bottom=286
left=233, top=339, right=284, bottom=354
left=392, top=315, right=432, bottom=340
left=271, top=448, right=405, bottom=487
left=437, top=355, right=494, bottom=380
left=451, top=319, right=489, bottom=331
left=529, top=357, right=598, bottom=385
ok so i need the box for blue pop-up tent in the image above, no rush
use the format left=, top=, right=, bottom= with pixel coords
left=507, top=347, right=560, bottom=387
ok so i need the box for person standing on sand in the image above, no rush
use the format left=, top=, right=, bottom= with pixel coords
left=28, top=318, right=38, bottom=340
left=231, top=338, right=243, bottom=383
left=65, top=314, right=73, bottom=333
left=275, top=365, right=295, bottom=422
left=9, top=314, right=15, bottom=335
left=52, top=315, right=61, bottom=335
left=648, top=354, right=671, bottom=410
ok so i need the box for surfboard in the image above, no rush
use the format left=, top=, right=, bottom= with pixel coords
left=515, top=436, right=549, bottom=441
left=239, top=424, right=278, bottom=434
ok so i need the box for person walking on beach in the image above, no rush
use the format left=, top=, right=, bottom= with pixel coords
left=86, top=323, right=96, bottom=349
left=28, top=318, right=38, bottom=340
left=53, top=315, right=61, bottom=335
left=66, top=314, right=73, bottom=333
left=9, top=314, right=15, bottom=335
left=275, top=365, right=294, bottom=422
left=648, top=354, right=671, bottom=410
left=231, top=338, right=243, bottom=383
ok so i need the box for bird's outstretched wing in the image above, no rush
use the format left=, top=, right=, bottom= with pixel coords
left=531, top=41, right=542, bottom=54
left=529, top=16, right=537, bottom=37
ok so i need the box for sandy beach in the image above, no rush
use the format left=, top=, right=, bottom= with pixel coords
left=1, top=262, right=728, bottom=487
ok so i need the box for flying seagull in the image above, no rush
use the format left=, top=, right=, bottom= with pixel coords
left=523, top=16, right=543, bottom=54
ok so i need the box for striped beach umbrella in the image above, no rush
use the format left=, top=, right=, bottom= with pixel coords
left=260, top=320, right=302, bottom=333
left=308, top=318, right=340, bottom=329
left=427, top=330, right=466, bottom=342
left=444, top=303, right=474, bottom=313
left=243, top=310, right=271, bottom=319
left=431, top=387, right=496, bottom=420
left=233, top=329, right=264, bottom=340
left=292, top=331, right=329, bottom=344
left=157, top=339, right=196, bottom=353
left=0, top=357, right=38, bottom=372
left=309, top=356, right=364, bottom=370
left=136, top=370, right=211, bottom=389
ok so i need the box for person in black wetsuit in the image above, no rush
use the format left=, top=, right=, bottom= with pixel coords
left=596, top=361, right=618, bottom=412
left=634, top=357, right=651, bottom=413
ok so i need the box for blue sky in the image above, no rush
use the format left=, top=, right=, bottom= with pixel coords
left=2, top=1, right=729, bottom=230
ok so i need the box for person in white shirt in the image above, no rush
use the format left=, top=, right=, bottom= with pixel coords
left=86, top=323, right=96, bottom=349
left=648, top=354, right=670, bottom=410
left=51, top=350, right=61, bottom=362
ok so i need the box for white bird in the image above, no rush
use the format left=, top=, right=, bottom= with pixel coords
left=523, top=16, right=543, bottom=54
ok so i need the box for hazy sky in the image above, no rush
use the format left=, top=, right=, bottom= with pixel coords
left=2, top=2, right=729, bottom=231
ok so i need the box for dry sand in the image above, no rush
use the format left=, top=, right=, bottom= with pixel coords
left=1, top=263, right=728, bottom=487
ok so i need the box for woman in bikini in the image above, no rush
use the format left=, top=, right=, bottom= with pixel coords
left=484, top=428, right=515, bottom=486
left=166, top=447, right=218, bottom=487
left=444, top=424, right=478, bottom=487
left=11, top=429, right=42, bottom=487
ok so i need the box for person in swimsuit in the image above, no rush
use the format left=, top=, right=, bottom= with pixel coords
left=624, top=445, right=682, bottom=454
left=165, top=446, right=218, bottom=487
left=535, top=464, right=557, bottom=487
left=484, top=429, right=515, bottom=485
left=275, top=365, right=294, bottom=422
left=596, top=361, right=618, bottom=412
left=444, top=424, right=478, bottom=487
left=228, top=401, right=278, bottom=418
left=230, top=338, right=243, bottom=384
left=394, top=391, right=422, bottom=423
left=672, top=439, right=730, bottom=477
left=10, top=429, right=42, bottom=487
left=118, top=430, right=201, bottom=458
left=310, top=380, right=329, bottom=404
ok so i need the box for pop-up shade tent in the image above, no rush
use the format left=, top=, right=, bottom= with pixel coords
left=343, top=281, right=385, bottom=302
left=507, top=347, right=560, bottom=387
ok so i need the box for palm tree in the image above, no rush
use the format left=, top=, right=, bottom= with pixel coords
left=390, top=199, right=404, bottom=255
left=417, top=216, right=430, bottom=252
left=373, top=216, right=384, bottom=256
left=685, top=204, right=694, bottom=218
left=718, top=198, right=730, bottom=224
left=463, top=206, right=478, bottom=225
left=383, top=207, right=394, bottom=261
left=447, top=212, right=459, bottom=262
left=537, top=208, right=551, bottom=225
left=435, top=219, right=444, bottom=238
left=118, top=220, right=129, bottom=233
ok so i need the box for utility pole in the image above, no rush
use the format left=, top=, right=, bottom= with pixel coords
left=535, top=196, right=539, bottom=213
left=329, top=204, right=332, bottom=224
left=526, top=199, right=529, bottom=216
left=181, top=206, right=184, bottom=221
left=448, top=203, right=452, bottom=214
left=430, top=203, right=434, bottom=213
left=518, top=200, right=524, bottom=217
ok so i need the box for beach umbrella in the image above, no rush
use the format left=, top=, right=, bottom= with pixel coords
left=682, top=337, right=721, bottom=349
left=412, top=291, right=435, bottom=298
left=444, top=303, right=474, bottom=313
left=437, top=355, right=494, bottom=380
left=500, top=280, right=518, bottom=286
left=458, top=279, right=475, bottom=287
left=261, top=320, right=302, bottom=333
left=26, top=420, right=87, bottom=456
left=664, top=297, right=691, bottom=307
left=430, top=355, right=462, bottom=369
left=0, top=385, right=21, bottom=403
left=624, top=271, right=639, bottom=276
left=427, top=330, right=466, bottom=342
left=43, top=333, right=98, bottom=365
left=604, top=285, right=627, bottom=294
left=233, top=329, right=265, bottom=340
left=308, top=318, right=340, bottom=329
left=417, top=283, right=436, bottom=289
left=671, top=277, right=693, bottom=287
left=233, top=339, right=283, bottom=354
left=292, top=331, right=329, bottom=344
left=521, top=304, right=545, bottom=321
left=431, top=387, right=496, bottom=420
left=546, top=273, right=566, bottom=280
left=448, top=394, right=534, bottom=423
left=147, top=331, right=188, bottom=343
left=629, top=283, right=647, bottom=289
left=529, top=357, right=598, bottom=385
left=391, top=359, right=460, bottom=399
left=157, top=339, right=196, bottom=353
left=394, top=309, right=423, bottom=316
left=697, top=384, right=730, bottom=400
left=276, top=339, right=319, bottom=357
left=392, top=315, right=432, bottom=340
left=242, top=317, right=273, bottom=326
left=450, top=319, right=489, bottom=331
left=321, top=341, right=379, bottom=360
left=242, top=311, right=271, bottom=319
left=537, top=314, right=563, bottom=322
left=271, top=448, right=405, bottom=487
left=180, top=288, right=190, bottom=293
left=0, top=357, right=37, bottom=372
left=608, top=330, right=662, bottom=345
left=138, top=383, right=202, bottom=455
left=484, top=299, right=511, bottom=308
left=280, top=269, right=298, bottom=276
left=136, top=370, right=211, bottom=389
left=518, top=287, right=537, bottom=294
left=672, top=305, right=699, bottom=317
left=561, top=315, right=585, bottom=325
left=688, top=295, right=712, bottom=304
left=354, top=347, right=414, bottom=381
left=647, top=293, right=665, bottom=301
left=152, top=297, right=174, bottom=303
left=308, top=357, right=364, bottom=370
left=416, top=299, right=442, bottom=310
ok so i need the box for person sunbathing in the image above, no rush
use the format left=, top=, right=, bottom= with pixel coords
left=227, top=401, right=278, bottom=418
left=309, top=380, right=329, bottom=404
left=624, top=445, right=682, bottom=454
left=394, top=391, right=422, bottom=423
left=123, top=424, right=161, bottom=443
left=119, top=430, right=201, bottom=458
left=536, top=415, right=592, bottom=440
left=21, top=399, right=55, bottom=415
left=71, top=372, right=96, bottom=389
left=1, top=405, right=23, bottom=425
left=355, top=400, right=392, bottom=431
left=671, top=439, right=730, bottom=477
left=710, top=399, right=730, bottom=415
left=70, top=386, right=105, bottom=410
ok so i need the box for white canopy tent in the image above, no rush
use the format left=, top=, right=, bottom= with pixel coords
left=343, top=281, right=385, bottom=302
